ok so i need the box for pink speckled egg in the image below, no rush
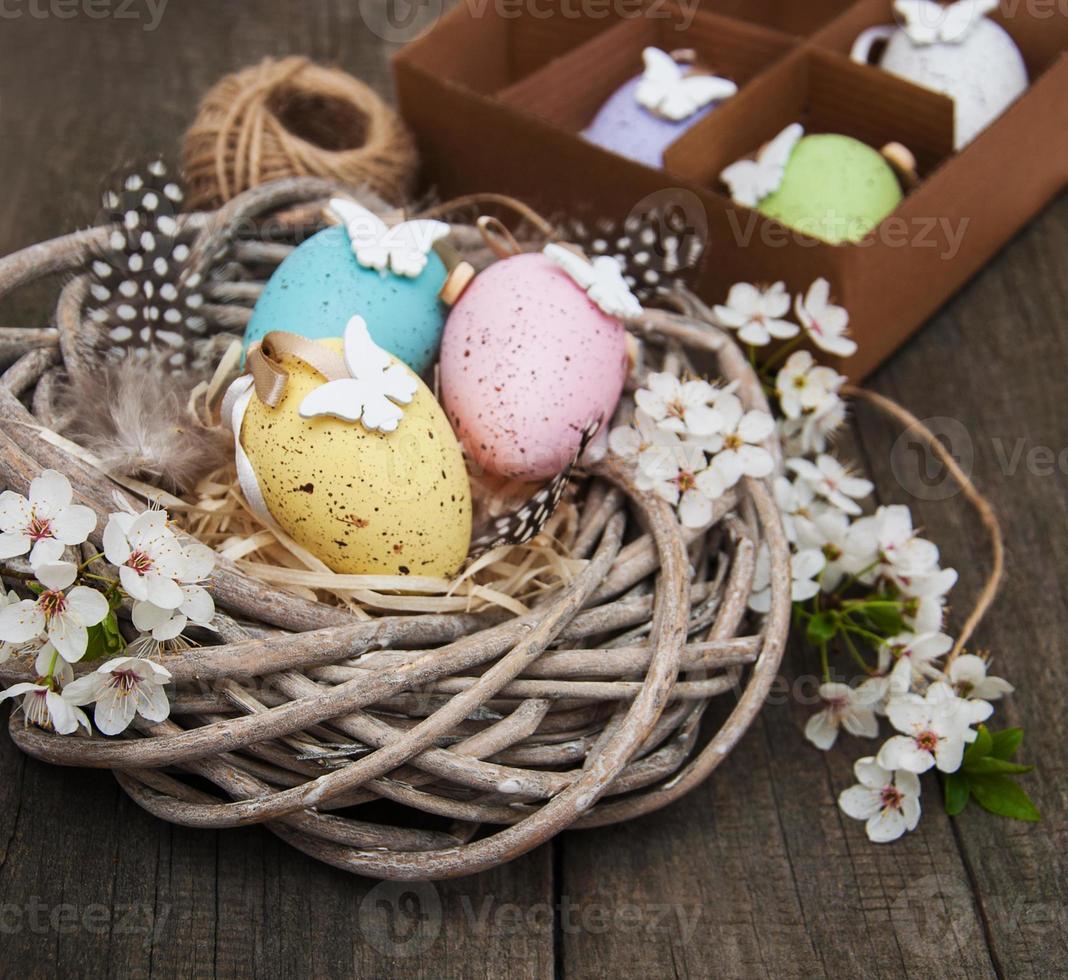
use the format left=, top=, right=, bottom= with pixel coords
left=440, top=252, right=628, bottom=481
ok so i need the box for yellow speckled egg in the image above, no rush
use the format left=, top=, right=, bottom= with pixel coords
left=239, top=339, right=472, bottom=577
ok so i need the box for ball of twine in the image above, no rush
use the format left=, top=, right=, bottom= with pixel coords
left=181, top=56, right=418, bottom=210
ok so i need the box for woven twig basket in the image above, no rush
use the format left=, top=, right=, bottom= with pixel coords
left=0, top=178, right=790, bottom=880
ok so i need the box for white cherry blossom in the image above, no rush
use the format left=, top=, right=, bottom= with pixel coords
left=609, top=408, right=679, bottom=467
left=775, top=350, right=845, bottom=421
left=35, top=642, right=72, bottom=687
left=848, top=505, right=957, bottom=596
left=748, top=544, right=825, bottom=612
left=787, top=454, right=873, bottom=516
left=779, top=398, right=847, bottom=456
left=0, top=589, right=20, bottom=663
left=774, top=475, right=818, bottom=544
left=885, top=631, right=954, bottom=694
left=946, top=654, right=1014, bottom=701
left=702, top=394, right=775, bottom=492
left=634, top=373, right=722, bottom=438
left=63, top=656, right=173, bottom=736
left=635, top=442, right=718, bottom=528
left=0, top=562, right=109, bottom=664
left=795, top=279, right=856, bottom=358
left=0, top=681, right=90, bottom=735
left=0, top=470, right=96, bottom=569
left=838, top=757, right=921, bottom=843
left=103, top=509, right=187, bottom=610
left=795, top=506, right=869, bottom=590
left=131, top=541, right=216, bottom=641
left=805, top=681, right=882, bottom=750
left=713, top=281, right=799, bottom=347
left=878, top=681, right=992, bottom=773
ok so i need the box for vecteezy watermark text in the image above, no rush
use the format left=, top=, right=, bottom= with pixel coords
left=0, top=0, right=167, bottom=30
left=727, top=210, right=972, bottom=260
left=0, top=899, right=169, bottom=944
left=890, top=417, right=1068, bottom=501
left=466, top=0, right=699, bottom=29
left=358, top=0, right=700, bottom=42
left=460, top=895, right=703, bottom=941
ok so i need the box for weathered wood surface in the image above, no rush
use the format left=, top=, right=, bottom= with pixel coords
left=0, top=2, right=1064, bottom=977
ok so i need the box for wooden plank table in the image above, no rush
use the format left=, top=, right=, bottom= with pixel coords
left=0, top=3, right=1064, bottom=977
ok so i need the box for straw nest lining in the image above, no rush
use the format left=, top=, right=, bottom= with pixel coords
left=0, top=178, right=791, bottom=880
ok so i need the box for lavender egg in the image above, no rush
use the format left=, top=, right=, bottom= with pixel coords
left=583, top=75, right=718, bottom=168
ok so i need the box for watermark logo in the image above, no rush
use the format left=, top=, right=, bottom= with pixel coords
left=358, top=0, right=443, bottom=43
left=890, top=874, right=980, bottom=953
left=357, top=880, right=443, bottom=957
left=625, top=187, right=709, bottom=281
left=890, top=415, right=974, bottom=501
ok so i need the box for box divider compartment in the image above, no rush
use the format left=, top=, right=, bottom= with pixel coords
left=394, top=0, right=1068, bottom=379
left=695, top=0, right=860, bottom=36
left=497, top=6, right=796, bottom=136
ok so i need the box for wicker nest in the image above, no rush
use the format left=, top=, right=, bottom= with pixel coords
left=0, top=178, right=790, bottom=880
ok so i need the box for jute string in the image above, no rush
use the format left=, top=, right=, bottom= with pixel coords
left=845, top=384, right=1004, bottom=663
left=181, top=57, right=418, bottom=210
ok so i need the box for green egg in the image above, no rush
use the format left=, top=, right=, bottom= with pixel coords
left=758, top=134, right=903, bottom=245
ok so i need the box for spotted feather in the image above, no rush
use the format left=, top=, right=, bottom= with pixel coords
left=84, top=160, right=231, bottom=375
left=557, top=206, right=705, bottom=305
left=469, top=419, right=601, bottom=558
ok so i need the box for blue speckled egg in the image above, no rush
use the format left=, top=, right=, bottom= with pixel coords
left=243, top=226, right=448, bottom=375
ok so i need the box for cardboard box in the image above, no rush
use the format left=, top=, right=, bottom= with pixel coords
left=394, top=0, right=1068, bottom=378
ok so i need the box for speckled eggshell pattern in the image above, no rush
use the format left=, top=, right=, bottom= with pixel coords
left=243, top=226, right=448, bottom=375
left=757, top=134, right=903, bottom=245
left=582, top=75, right=718, bottom=168
left=878, top=20, right=1029, bottom=149
left=439, top=252, right=628, bottom=481
left=240, top=339, right=472, bottom=577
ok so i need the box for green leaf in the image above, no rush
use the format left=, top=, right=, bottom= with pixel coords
left=859, top=603, right=906, bottom=637
left=806, top=611, right=839, bottom=646
left=990, top=727, right=1024, bottom=760
left=82, top=607, right=125, bottom=663
left=963, top=724, right=993, bottom=766
left=968, top=775, right=1042, bottom=822
left=964, top=757, right=1034, bottom=776
left=944, top=772, right=970, bottom=816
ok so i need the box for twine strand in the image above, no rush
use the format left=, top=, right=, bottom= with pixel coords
left=845, top=384, right=1004, bottom=663
left=182, top=57, right=418, bottom=210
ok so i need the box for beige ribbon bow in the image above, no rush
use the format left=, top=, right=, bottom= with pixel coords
left=245, top=331, right=349, bottom=407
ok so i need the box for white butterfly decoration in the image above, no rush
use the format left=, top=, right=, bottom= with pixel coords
left=635, top=47, right=739, bottom=122
left=895, top=0, right=999, bottom=45
left=299, top=315, right=418, bottom=433
left=720, top=122, right=805, bottom=209
left=543, top=244, right=643, bottom=320
left=328, top=198, right=451, bottom=278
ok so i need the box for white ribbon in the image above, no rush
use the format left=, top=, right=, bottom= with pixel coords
left=223, top=374, right=278, bottom=529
